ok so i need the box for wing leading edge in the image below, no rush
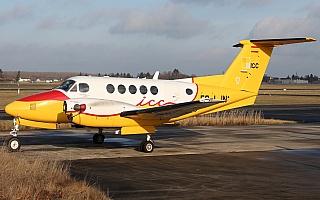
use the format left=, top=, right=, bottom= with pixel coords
left=120, top=99, right=226, bottom=120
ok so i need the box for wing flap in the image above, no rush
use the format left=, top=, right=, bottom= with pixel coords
left=120, top=99, right=225, bottom=120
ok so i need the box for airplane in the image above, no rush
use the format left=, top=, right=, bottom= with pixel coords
left=4, top=37, right=316, bottom=153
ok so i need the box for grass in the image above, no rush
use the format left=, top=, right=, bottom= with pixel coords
left=256, top=83, right=320, bottom=105
left=0, top=90, right=41, bottom=110
left=176, top=110, right=295, bottom=126
left=0, top=148, right=110, bottom=200
left=0, top=82, right=58, bottom=110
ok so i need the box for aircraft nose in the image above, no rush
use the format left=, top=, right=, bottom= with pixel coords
left=5, top=101, right=20, bottom=117
left=5, top=90, right=69, bottom=123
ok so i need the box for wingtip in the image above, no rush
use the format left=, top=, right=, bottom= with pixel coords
left=306, top=37, right=317, bottom=42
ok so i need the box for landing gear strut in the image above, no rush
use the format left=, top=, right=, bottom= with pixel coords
left=92, top=128, right=105, bottom=144
left=140, top=134, right=154, bottom=153
left=5, top=118, right=21, bottom=152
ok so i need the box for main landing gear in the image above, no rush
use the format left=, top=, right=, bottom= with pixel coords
left=92, top=128, right=105, bottom=144
left=5, top=118, right=21, bottom=152
left=92, top=129, right=155, bottom=153
left=140, top=134, right=154, bottom=153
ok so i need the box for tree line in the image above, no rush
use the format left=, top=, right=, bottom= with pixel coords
left=79, top=69, right=195, bottom=80
left=286, top=74, right=319, bottom=84
left=1, top=68, right=319, bottom=83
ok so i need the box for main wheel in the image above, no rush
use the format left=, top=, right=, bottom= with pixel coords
left=141, top=140, right=154, bottom=153
left=93, top=134, right=105, bottom=144
left=6, top=137, right=21, bottom=152
left=140, top=141, right=146, bottom=152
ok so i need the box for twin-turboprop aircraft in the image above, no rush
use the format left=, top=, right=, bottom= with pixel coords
left=4, top=37, right=316, bottom=153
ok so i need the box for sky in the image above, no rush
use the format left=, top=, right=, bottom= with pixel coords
left=0, top=0, right=319, bottom=77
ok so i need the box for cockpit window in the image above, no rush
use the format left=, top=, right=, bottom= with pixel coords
left=79, top=83, right=89, bottom=93
left=70, top=85, right=77, bottom=92
left=55, top=80, right=75, bottom=92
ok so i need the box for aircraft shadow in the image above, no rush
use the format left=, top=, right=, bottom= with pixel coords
left=0, top=126, right=202, bottom=151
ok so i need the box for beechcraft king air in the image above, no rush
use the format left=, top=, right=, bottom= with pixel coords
left=4, top=37, right=316, bottom=153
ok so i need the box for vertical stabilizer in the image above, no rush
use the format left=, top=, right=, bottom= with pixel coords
left=220, top=37, right=316, bottom=94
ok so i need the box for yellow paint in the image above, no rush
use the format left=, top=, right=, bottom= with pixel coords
left=5, top=100, right=68, bottom=123
left=121, top=126, right=155, bottom=135
left=71, top=113, right=166, bottom=127
left=18, top=118, right=57, bottom=129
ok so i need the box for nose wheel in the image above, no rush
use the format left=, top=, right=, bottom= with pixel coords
left=140, top=134, right=154, bottom=153
left=5, top=136, right=21, bottom=152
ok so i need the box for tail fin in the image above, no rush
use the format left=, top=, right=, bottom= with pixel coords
left=219, top=37, right=316, bottom=93
left=191, top=37, right=316, bottom=113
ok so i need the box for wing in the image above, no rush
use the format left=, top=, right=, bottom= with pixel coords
left=120, top=99, right=225, bottom=120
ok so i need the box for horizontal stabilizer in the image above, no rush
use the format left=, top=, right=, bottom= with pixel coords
left=233, top=37, right=316, bottom=47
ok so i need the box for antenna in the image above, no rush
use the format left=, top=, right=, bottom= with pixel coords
left=153, top=71, right=160, bottom=80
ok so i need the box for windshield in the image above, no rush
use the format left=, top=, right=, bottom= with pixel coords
left=55, top=80, right=76, bottom=92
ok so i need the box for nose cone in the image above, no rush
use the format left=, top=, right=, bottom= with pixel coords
left=5, top=90, right=69, bottom=123
left=5, top=101, right=21, bottom=117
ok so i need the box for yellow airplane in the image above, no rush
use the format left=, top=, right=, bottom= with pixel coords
left=5, top=37, right=316, bottom=153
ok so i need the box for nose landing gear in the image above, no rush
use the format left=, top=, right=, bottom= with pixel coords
left=5, top=118, right=21, bottom=152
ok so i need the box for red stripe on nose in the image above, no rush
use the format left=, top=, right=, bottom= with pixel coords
left=18, top=90, right=69, bottom=102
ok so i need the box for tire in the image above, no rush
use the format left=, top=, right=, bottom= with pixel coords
left=142, top=141, right=154, bottom=153
left=6, top=137, right=21, bottom=152
left=93, top=134, right=105, bottom=144
left=140, top=141, right=146, bottom=152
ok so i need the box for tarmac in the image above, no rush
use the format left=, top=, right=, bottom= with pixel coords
left=1, top=124, right=320, bottom=199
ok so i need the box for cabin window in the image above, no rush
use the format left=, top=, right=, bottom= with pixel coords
left=118, top=84, right=126, bottom=94
left=186, top=88, right=193, bottom=95
left=129, top=85, right=137, bottom=94
left=150, top=86, right=158, bottom=95
left=140, top=85, right=147, bottom=94
left=55, top=80, right=75, bottom=92
left=70, top=85, right=77, bottom=92
left=106, top=84, right=115, bottom=93
left=79, top=83, right=89, bottom=93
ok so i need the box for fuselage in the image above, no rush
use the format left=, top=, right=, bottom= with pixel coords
left=5, top=75, right=255, bottom=128
left=5, top=76, right=198, bottom=124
